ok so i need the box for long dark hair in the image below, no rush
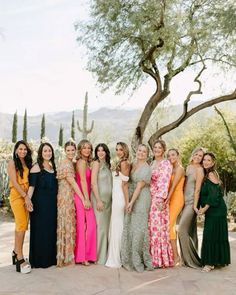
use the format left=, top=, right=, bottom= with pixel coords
left=94, top=143, right=111, bottom=169
left=37, top=142, right=56, bottom=173
left=13, top=140, right=32, bottom=178
left=203, top=152, right=218, bottom=180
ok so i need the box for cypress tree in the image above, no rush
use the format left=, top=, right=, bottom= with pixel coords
left=58, top=125, right=63, bottom=147
left=40, top=114, right=45, bottom=142
left=12, top=111, right=17, bottom=143
left=71, top=110, right=75, bottom=140
left=23, top=109, right=27, bottom=141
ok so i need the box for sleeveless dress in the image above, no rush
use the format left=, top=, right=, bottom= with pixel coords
left=178, top=167, right=201, bottom=268
left=169, top=174, right=185, bottom=240
left=91, top=161, right=112, bottom=264
left=199, top=179, right=230, bottom=266
left=74, top=167, right=97, bottom=263
left=148, top=159, right=174, bottom=268
left=121, top=163, right=153, bottom=272
left=29, top=169, right=58, bottom=268
left=9, top=166, right=29, bottom=231
left=56, top=159, right=76, bottom=266
left=105, top=171, right=129, bottom=268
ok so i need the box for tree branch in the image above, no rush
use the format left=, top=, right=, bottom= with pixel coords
left=214, top=106, right=236, bottom=154
left=148, top=89, right=236, bottom=146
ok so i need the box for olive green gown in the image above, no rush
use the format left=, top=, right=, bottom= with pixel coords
left=91, top=161, right=112, bottom=264
left=199, top=178, right=230, bottom=266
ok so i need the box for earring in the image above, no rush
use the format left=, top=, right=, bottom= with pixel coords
left=15, top=153, right=18, bottom=158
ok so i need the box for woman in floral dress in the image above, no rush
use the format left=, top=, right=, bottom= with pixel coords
left=148, top=139, right=174, bottom=268
left=57, top=141, right=87, bottom=267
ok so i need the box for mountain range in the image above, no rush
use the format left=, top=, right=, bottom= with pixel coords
left=0, top=100, right=235, bottom=146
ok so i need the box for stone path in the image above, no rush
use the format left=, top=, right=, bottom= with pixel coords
left=0, top=220, right=236, bottom=295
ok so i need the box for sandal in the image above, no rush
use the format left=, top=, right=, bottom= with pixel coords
left=201, top=265, right=214, bottom=272
left=82, top=261, right=90, bottom=266
left=16, top=258, right=31, bottom=274
left=12, top=250, right=17, bottom=265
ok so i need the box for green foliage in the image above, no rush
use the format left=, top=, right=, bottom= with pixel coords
left=173, top=111, right=236, bottom=192
left=75, top=0, right=236, bottom=94
left=23, top=109, right=27, bottom=142
left=71, top=110, right=75, bottom=140
left=40, top=114, right=45, bottom=141
left=58, top=125, right=64, bottom=147
left=12, top=111, right=17, bottom=143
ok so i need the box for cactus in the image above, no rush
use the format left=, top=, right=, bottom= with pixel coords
left=0, top=160, right=10, bottom=208
left=77, top=92, right=94, bottom=139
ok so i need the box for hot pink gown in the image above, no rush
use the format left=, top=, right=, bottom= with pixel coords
left=74, top=167, right=97, bottom=263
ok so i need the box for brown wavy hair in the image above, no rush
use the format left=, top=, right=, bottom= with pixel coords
left=115, top=142, right=129, bottom=174
left=77, top=139, right=93, bottom=164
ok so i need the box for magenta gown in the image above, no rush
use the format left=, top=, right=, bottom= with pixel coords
left=74, top=167, right=97, bottom=263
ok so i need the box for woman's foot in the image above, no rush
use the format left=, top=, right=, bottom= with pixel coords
left=201, top=265, right=214, bottom=272
left=174, top=256, right=182, bottom=266
left=12, top=250, right=17, bottom=265
left=82, top=261, right=90, bottom=266
left=16, top=258, right=31, bottom=274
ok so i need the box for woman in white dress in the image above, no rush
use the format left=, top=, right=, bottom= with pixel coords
left=105, top=142, right=130, bottom=268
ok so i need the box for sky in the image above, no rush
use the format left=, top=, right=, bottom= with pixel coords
left=0, top=0, right=235, bottom=116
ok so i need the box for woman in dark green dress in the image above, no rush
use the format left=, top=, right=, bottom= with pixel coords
left=27, top=143, right=58, bottom=268
left=199, top=152, right=230, bottom=272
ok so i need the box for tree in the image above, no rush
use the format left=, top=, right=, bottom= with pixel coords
left=40, top=114, right=45, bottom=142
left=12, top=111, right=17, bottom=143
left=215, top=106, right=236, bottom=154
left=77, top=92, right=94, bottom=139
left=23, top=109, right=27, bottom=142
left=58, top=125, right=64, bottom=147
left=76, top=0, right=236, bottom=149
left=174, top=112, right=236, bottom=192
left=71, top=110, right=75, bottom=140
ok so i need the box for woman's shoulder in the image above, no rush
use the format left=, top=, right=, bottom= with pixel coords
left=208, top=171, right=220, bottom=184
left=30, top=163, right=40, bottom=173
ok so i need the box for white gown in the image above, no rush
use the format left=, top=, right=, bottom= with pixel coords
left=105, top=171, right=129, bottom=268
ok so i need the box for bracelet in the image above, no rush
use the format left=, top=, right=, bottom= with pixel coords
left=22, top=193, right=27, bottom=198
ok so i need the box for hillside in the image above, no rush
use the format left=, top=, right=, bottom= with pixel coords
left=0, top=100, right=235, bottom=146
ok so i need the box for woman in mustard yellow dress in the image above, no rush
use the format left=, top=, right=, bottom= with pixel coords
left=166, top=148, right=185, bottom=265
left=7, top=140, right=32, bottom=273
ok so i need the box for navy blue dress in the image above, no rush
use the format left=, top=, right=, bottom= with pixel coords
left=29, top=170, right=58, bottom=268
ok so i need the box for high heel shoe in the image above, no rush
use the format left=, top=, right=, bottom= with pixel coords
left=16, top=258, right=31, bottom=274
left=12, top=250, right=17, bottom=265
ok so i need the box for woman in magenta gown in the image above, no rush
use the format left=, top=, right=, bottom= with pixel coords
left=74, top=139, right=96, bottom=265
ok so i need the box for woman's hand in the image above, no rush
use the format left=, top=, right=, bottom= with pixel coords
left=126, top=201, right=134, bottom=213
left=83, top=199, right=92, bottom=209
left=193, top=205, right=199, bottom=214
left=25, top=195, right=33, bottom=212
left=96, top=199, right=104, bottom=212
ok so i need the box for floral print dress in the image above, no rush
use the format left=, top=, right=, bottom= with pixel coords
left=148, top=159, right=174, bottom=268
left=56, top=159, right=76, bottom=266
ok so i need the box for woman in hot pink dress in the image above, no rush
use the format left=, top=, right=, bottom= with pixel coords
left=74, top=139, right=97, bottom=265
left=148, top=139, right=174, bottom=268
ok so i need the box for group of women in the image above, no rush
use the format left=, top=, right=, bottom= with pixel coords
left=8, top=138, right=230, bottom=274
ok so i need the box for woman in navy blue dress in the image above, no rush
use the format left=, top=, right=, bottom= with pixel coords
left=27, top=143, right=58, bottom=268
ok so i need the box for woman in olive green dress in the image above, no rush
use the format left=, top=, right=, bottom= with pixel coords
left=199, top=152, right=230, bottom=272
left=121, top=144, right=153, bottom=272
left=91, top=143, right=112, bottom=264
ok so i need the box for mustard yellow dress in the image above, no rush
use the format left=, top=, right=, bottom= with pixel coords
left=9, top=166, right=29, bottom=231
left=169, top=174, right=185, bottom=240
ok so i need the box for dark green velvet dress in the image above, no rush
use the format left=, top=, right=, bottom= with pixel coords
left=199, top=178, right=230, bottom=266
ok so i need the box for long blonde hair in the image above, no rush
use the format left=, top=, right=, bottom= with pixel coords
left=77, top=139, right=93, bottom=164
